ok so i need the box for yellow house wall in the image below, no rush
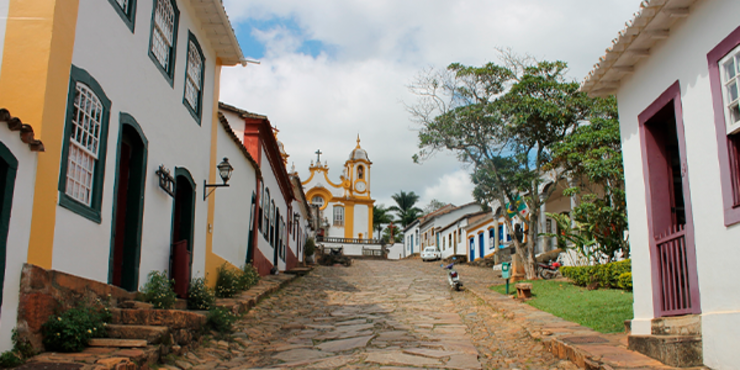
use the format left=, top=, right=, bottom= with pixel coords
left=0, top=0, right=80, bottom=268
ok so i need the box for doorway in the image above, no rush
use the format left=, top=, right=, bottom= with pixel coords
left=640, top=83, right=701, bottom=317
left=171, top=168, right=195, bottom=298
left=109, top=116, right=147, bottom=291
left=0, top=143, right=18, bottom=311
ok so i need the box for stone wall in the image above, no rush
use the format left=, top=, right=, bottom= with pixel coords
left=17, top=264, right=137, bottom=351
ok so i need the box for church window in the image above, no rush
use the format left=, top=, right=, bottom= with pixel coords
left=184, top=33, right=205, bottom=123
left=333, top=206, right=344, bottom=226
left=58, top=65, right=111, bottom=223
left=358, top=165, right=364, bottom=179
left=312, top=195, right=324, bottom=208
left=109, top=0, right=136, bottom=31
left=149, top=0, right=179, bottom=84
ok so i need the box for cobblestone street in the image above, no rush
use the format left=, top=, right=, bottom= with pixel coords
left=182, top=259, right=578, bottom=370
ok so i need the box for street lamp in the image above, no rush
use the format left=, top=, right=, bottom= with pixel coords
left=204, top=157, right=234, bottom=200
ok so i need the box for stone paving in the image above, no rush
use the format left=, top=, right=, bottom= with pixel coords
left=175, top=259, right=577, bottom=369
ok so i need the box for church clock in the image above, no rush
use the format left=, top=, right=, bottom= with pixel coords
left=354, top=180, right=367, bottom=193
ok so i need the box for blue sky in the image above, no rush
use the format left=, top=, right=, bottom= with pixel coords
left=220, top=0, right=643, bottom=208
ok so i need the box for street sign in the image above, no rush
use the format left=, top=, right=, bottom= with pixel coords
left=501, top=262, right=511, bottom=279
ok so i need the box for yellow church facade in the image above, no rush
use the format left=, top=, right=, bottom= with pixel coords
left=302, top=137, right=374, bottom=240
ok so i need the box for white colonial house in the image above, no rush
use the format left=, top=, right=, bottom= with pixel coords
left=438, top=211, right=485, bottom=260
left=403, top=219, right=421, bottom=257
left=581, top=0, right=739, bottom=368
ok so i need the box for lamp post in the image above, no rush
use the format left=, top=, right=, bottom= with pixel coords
left=203, top=158, right=234, bottom=200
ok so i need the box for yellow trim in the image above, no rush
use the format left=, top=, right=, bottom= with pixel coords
left=0, top=0, right=81, bottom=268
left=367, top=206, right=373, bottom=238
left=204, top=62, right=223, bottom=287
left=301, top=167, right=345, bottom=189
left=344, top=203, right=354, bottom=238
left=305, top=187, right=333, bottom=211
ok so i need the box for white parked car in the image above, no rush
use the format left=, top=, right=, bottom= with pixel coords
left=421, top=247, right=441, bottom=262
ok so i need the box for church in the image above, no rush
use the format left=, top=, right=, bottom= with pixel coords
left=302, top=137, right=375, bottom=241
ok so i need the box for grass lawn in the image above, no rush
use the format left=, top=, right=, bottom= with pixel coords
left=490, top=280, right=633, bottom=333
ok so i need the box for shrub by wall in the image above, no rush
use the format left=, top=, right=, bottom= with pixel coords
left=561, top=259, right=632, bottom=290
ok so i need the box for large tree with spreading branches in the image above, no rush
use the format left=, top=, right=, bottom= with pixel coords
left=407, top=57, right=600, bottom=279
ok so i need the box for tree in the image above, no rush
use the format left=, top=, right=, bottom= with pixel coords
left=548, top=96, right=628, bottom=262
left=422, top=199, right=446, bottom=216
left=388, top=190, right=423, bottom=227
left=372, top=205, right=394, bottom=239
left=408, top=59, right=595, bottom=279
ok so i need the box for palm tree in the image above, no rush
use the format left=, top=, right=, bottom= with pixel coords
left=388, top=190, right=423, bottom=227
left=373, top=205, right=394, bottom=239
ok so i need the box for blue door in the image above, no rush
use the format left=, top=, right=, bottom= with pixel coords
left=479, top=233, right=485, bottom=259
left=469, top=238, right=475, bottom=261
left=410, top=235, right=414, bottom=254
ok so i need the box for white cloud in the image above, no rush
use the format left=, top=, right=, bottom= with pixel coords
left=420, top=169, right=476, bottom=208
left=220, top=0, right=642, bottom=209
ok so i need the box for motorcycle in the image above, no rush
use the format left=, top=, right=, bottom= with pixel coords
left=537, top=260, right=561, bottom=280
left=441, top=257, right=463, bottom=291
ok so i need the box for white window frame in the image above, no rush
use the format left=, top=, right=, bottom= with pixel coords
left=720, top=44, right=740, bottom=134
left=333, top=206, right=344, bottom=226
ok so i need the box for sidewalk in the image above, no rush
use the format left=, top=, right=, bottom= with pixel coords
left=457, top=265, right=708, bottom=370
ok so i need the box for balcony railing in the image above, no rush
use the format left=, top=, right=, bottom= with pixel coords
left=317, top=236, right=383, bottom=245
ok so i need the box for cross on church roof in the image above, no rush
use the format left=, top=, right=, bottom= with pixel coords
left=315, top=149, right=322, bottom=163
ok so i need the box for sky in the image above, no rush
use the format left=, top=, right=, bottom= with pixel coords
left=219, top=0, right=642, bottom=211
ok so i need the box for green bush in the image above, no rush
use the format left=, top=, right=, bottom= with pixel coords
left=215, top=264, right=241, bottom=298
left=561, top=260, right=632, bottom=290
left=617, top=272, right=633, bottom=290
left=42, top=304, right=111, bottom=352
left=305, top=237, right=316, bottom=257
left=187, top=276, right=215, bottom=310
left=238, top=263, right=260, bottom=291
left=206, top=307, right=239, bottom=334
left=11, top=329, right=34, bottom=361
left=0, top=351, right=22, bottom=368
left=141, top=270, right=177, bottom=309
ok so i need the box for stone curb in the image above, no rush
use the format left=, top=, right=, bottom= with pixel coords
left=212, top=273, right=298, bottom=315
left=463, top=282, right=693, bottom=370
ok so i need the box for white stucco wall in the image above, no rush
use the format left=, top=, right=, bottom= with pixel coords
left=51, top=0, right=219, bottom=286
left=403, top=223, right=419, bottom=257
left=614, top=1, right=740, bottom=367
left=386, top=243, right=403, bottom=260
left=212, top=124, right=258, bottom=270
left=0, top=128, right=38, bottom=351
left=354, top=204, right=369, bottom=238
left=257, top=148, right=289, bottom=271
left=220, top=110, right=244, bottom=143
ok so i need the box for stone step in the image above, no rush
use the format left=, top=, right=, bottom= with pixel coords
left=106, top=324, right=169, bottom=344
left=628, top=334, right=703, bottom=367
left=110, top=308, right=206, bottom=329
left=89, top=338, right=148, bottom=348
left=651, top=314, right=701, bottom=336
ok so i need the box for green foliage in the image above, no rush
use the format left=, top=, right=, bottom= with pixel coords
left=490, top=279, right=633, bottom=333
left=215, top=264, right=241, bottom=298
left=388, top=190, right=423, bottom=227
left=618, top=272, right=633, bottom=290
left=561, top=260, right=632, bottom=290
left=408, top=56, right=598, bottom=279
left=304, top=237, right=316, bottom=257
left=381, top=224, right=403, bottom=244
left=549, top=96, right=628, bottom=262
left=187, top=276, right=215, bottom=310
left=141, top=270, right=177, bottom=309
left=206, top=307, right=239, bottom=334
left=372, top=205, right=394, bottom=239
left=42, top=303, right=111, bottom=352
left=0, top=330, right=33, bottom=368
left=0, top=351, right=23, bottom=368
left=421, top=199, right=446, bottom=216
left=238, top=263, right=260, bottom=291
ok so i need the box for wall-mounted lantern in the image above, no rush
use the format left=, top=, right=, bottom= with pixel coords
left=204, top=157, right=234, bottom=200
left=156, top=165, right=176, bottom=197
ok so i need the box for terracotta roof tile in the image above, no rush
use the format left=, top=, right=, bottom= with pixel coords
left=0, top=108, right=44, bottom=152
